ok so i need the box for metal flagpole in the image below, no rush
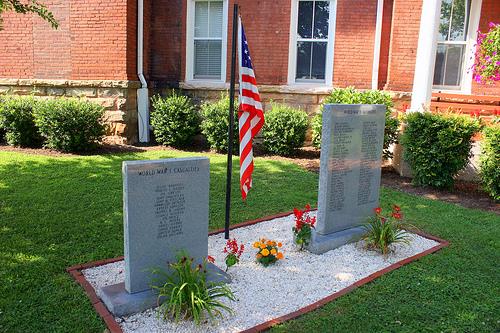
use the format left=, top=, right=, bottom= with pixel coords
left=224, top=3, right=239, bottom=240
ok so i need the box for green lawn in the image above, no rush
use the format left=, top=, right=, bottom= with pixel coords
left=0, top=150, right=498, bottom=333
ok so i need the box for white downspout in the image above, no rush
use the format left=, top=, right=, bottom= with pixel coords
left=137, top=0, right=150, bottom=143
left=372, top=0, right=384, bottom=90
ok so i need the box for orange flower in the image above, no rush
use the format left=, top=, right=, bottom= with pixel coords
left=259, top=243, right=266, bottom=249
left=260, top=238, right=266, bottom=243
left=277, top=242, right=282, bottom=247
left=253, top=241, right=260, bottom=248
left=270, top=248, right=277, bottom=255
left=266, top=240, right=273, bottom=246
left=276, top=252, right=284, bottom=260
left=256, top=254, right=262, bottom=259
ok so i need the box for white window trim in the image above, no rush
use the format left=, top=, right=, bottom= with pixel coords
left=185, top=0, right=228, bottom=83
left=432, top=0, right=482, bottom=95
left=287, top=0, right=337, bottom=87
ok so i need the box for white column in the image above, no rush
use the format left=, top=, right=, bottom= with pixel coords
left=372, top=0, right=384, bottom=90
left=409, top=0, right=442, bottom=112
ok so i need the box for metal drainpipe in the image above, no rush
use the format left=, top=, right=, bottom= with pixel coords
left=137, top=0, right=150, bottom=143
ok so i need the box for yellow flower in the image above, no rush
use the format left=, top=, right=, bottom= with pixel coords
left=253, top=241, right=260, bottom=248
left=270, top=248, right=277, bottom=255
left=261, top=248, right=270, bottom=256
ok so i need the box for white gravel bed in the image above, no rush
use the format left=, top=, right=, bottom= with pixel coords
left=83, top=213, right=439, bottom=333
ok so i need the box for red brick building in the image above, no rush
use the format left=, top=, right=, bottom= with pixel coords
left=0, top=0, right=499, bottom=143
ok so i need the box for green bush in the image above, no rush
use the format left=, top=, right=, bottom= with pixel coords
left=150, top=93, right=199, bottom=147
left=400, top=112, right=481, bottom=189
left=34, top=98, right=106, bottom=152
left=0, top=95, right=43, bottom=147
left=200, top=94, right=239, bottom=153
left=480, top=125, right=500, bottom=201
left=262, top=103, right=308, bottom=156
left=311, top=87, right=399, bottom=159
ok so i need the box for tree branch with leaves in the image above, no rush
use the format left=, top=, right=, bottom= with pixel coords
left=0, top=0, right=58, bottom=30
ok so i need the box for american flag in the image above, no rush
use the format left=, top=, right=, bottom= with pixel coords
left=238, top=17, right=264, bottom=200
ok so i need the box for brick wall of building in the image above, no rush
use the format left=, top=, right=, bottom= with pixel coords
left=384, top=0, right=422, bottom=92
left=333, top=0, right=377, bottom=89
left=0, top=0, right=136, bottom=80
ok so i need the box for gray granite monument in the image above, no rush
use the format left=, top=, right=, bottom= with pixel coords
left=308, top=104, right=386, bottom=254
left=100, top=157, right=227, bottom=316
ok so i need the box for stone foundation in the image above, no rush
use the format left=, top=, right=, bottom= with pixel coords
left=0, top=79, right=140, bottom=144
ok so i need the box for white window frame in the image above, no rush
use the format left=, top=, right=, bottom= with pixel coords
left=185, top=0, right=228, bottom=83
left=433, top=0, right=482, bottom=94
left=287, top=0, right=337, bottom=87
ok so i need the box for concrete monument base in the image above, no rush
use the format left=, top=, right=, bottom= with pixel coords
left=307, top=226, right=366, bottom=255
left=100, top=263, right=230, bottom=317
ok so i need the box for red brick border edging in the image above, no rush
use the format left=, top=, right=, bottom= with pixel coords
left=67, top=211, right=449, bottom=333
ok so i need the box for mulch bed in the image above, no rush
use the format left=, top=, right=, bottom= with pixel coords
left=1, top=143, right=498, bottom=214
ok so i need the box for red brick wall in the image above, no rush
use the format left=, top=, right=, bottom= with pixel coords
left=471, top=0, right=500, bottom=96
left=0, top=0, right=136, bottom=81
left=385, top=0, right=422, bottom=92
left=378, top=0, right=393, bottom=89
left=333, top=0, right=377, bottom=89
left=0, top=12, right=34, bottom=78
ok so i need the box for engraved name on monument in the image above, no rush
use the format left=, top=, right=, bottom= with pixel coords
left=309, top=104, right=386, bottom=254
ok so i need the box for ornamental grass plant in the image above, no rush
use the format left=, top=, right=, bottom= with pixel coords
left=152, top=252, right=235, bottom=325
left=362, top=206, right=411, bottom=255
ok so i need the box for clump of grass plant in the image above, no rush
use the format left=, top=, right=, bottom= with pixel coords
left=152, top=251, right=235, bottom=325
left=362, top=205, right=411, bottom=255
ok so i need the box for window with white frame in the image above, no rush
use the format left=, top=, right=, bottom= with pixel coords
left=433, top=0, right=471, bottom=89
left=187, top=0, right=227, bottom=81
left=289, top=0, right=335, bottom=84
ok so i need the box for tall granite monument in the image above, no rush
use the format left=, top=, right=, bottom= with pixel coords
left=308, top=104, right=386, bottom=254
left=100, top=157, right=226, bottom=316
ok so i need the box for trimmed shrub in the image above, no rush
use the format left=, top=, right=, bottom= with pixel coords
left=200, top=94, right=238, bottom=153
left=262, top=103, right=308, bottom=156
left=0, top=95, right=43, bottom=147
left=480, top=125, right=500, bottom=201
left=311, top=87, right=399, bottom=159
left=34, top=98, right=106, bottom=152
left=400, top=112, right=481, bottom=189
left=150, top=93, right=199, bottom=147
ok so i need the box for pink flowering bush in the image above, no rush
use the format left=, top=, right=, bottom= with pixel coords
left=473, top=22, right=500, bottom=84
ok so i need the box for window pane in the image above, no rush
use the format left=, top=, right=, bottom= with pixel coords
left=296, top=41, right=312, bottom=79
left=434, top=44, right=447, bottom=84
left=438, top=0, right=469, bottom=41
left=444, top=44, right=465, bottom=85
left=313, top=1, right=329, bottom=39
left=433, top=44, right=465, bottom=86
left=298, top=1, right=313, bottom=39
left=209, top=1, right=223, bottom=38
left=195, top=2, right=209, bottom=38
left=194, top=40, right=222, bottom=79
left=311, top=42, right=327, bottom=79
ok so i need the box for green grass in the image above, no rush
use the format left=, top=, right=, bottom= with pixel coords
left=0, top=150, right=498, bottom=332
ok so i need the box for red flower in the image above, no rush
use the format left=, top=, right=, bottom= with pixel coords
left=374, top=207, right=382, bottom=214
left=207, top=255, right=215, bottom=263
left=392, top=212, right=402, bottom=220
left=393, top=205, right=401, bottom=212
